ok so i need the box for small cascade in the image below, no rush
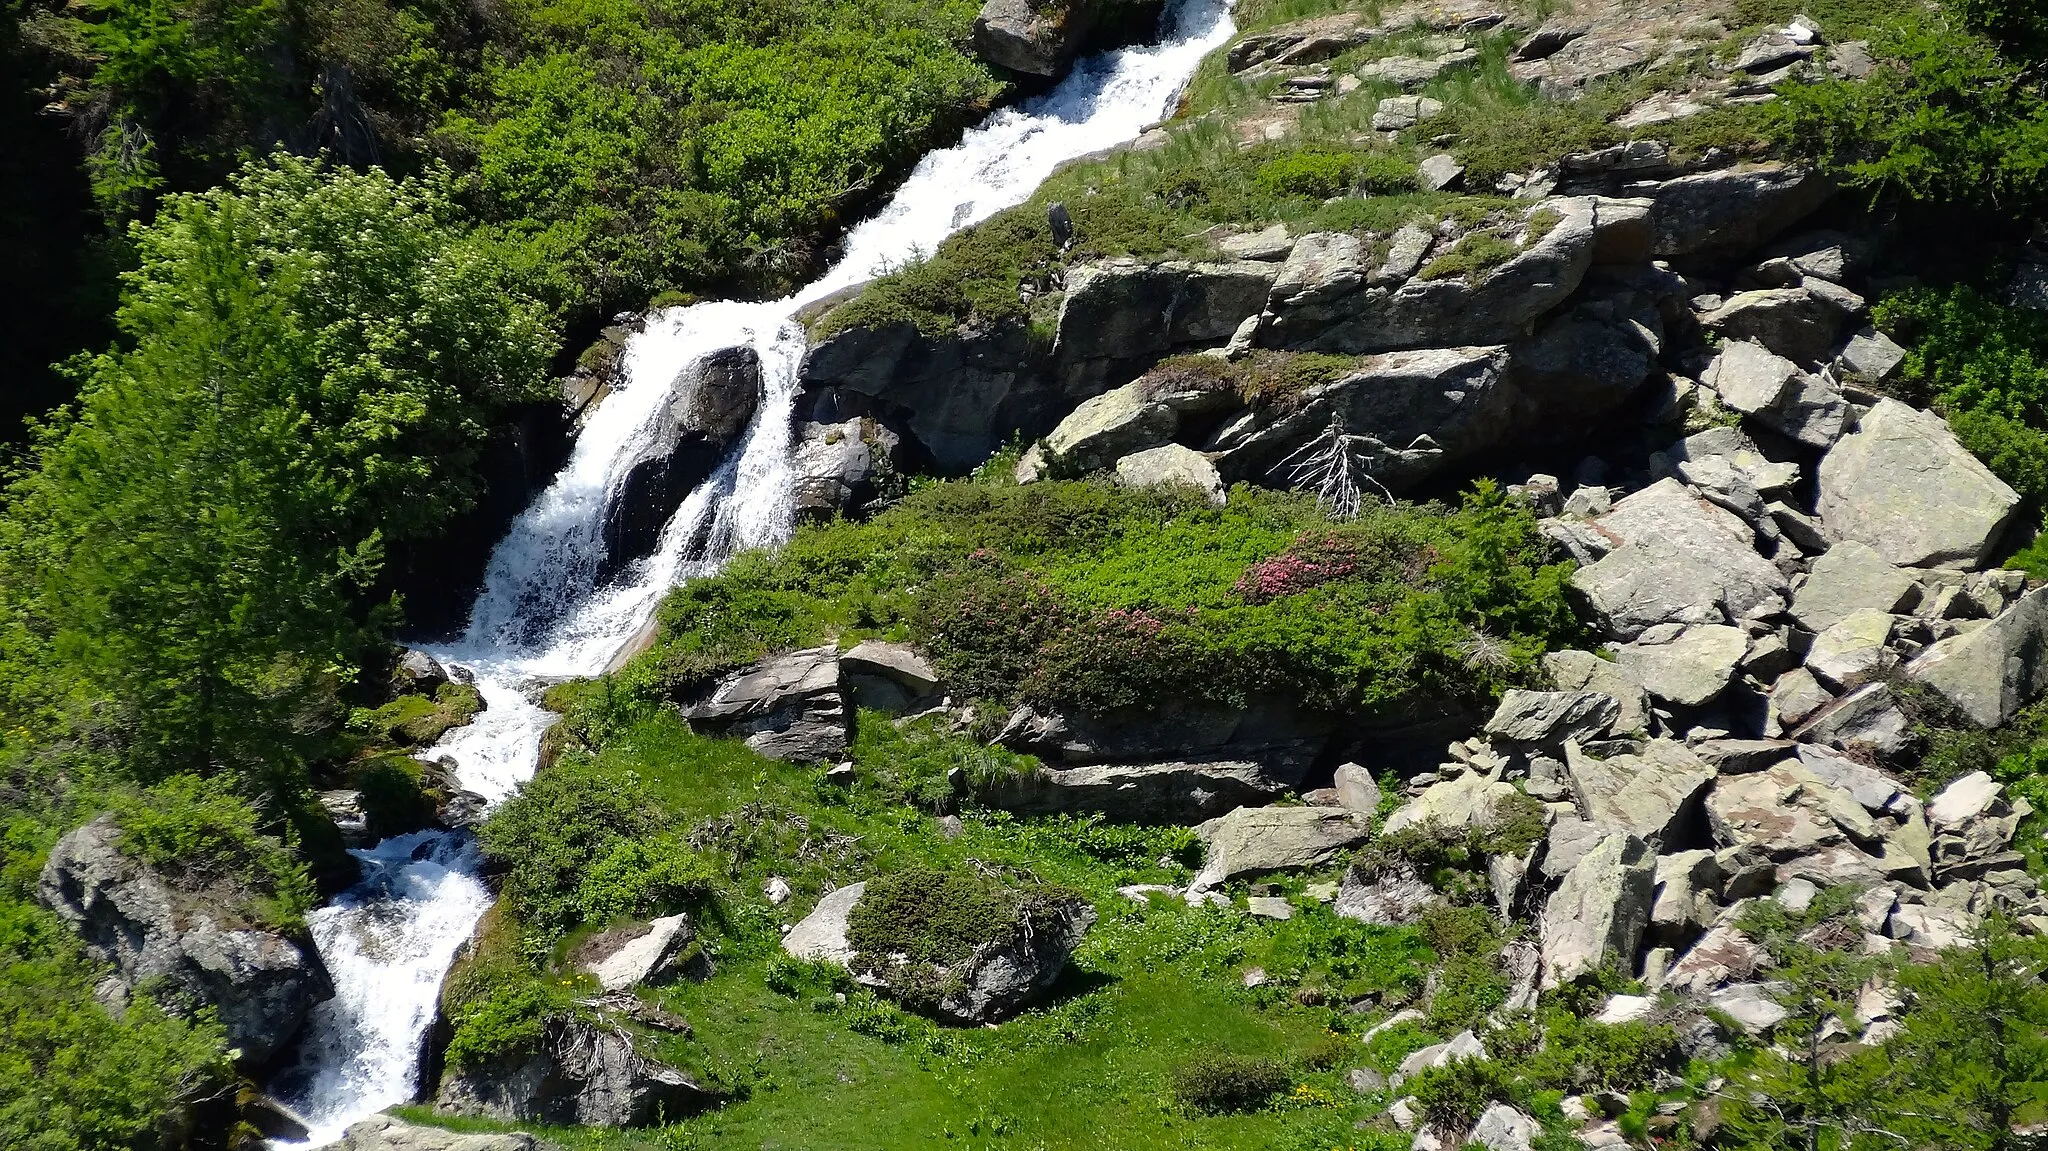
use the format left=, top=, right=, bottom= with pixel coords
left=270, top=1, right=1234, bottom=1142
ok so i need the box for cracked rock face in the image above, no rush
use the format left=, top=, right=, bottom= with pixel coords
left=36, top=814, right=332, bottom=1068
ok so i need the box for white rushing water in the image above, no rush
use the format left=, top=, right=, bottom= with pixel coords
left=269, top=1, right=1234, bottom=1142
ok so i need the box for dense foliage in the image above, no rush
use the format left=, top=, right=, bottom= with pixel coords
left=19, top=0, right=1002, bottom=317
left=604, top=479, right=1579, bottom=724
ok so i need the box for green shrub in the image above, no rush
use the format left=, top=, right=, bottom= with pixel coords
left=105, top=775, right=317, bottom=933
left=1170, top=1053, right=1291, bottom=1114
left=845, top=866, right=1021, bottom=966
left=1356, top=153, right=1422, bottom=195
left=442, top=967, right=564, bottom=1070
left=1410, top=1055, right=1520, bottom=1131
left=352, top=756, right=437, bottom=840
left=1418, top=231, right=1520, bottom=283
left=477, top=755, right=670, bottom=937
left=1254, top=150, right=1357, bottom=199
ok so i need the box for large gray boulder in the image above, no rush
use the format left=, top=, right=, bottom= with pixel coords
left=572, top=915, right=702, bottom=992
left=784, top=879, right=1094, bottom=1023
left=1483, top=689, right=1620, bottom=749
left=1115, top=443, right=1227, bottom=505
left=1705, top=760, right=1877, bottom=861
left=435, top=1015, right=715, bottom=1127
left=1791, top=541, right=1919, bottom=634
left=37, top=815, right=332, bottom=1067
left=1210, top=345, right=1512, bottom=489
left=1645, top=165, right=1833, bottom=260
left=1381, top=770, right=1522, bottom=838
left=1335, top=860, right=1441, bottom=926
left=1700, top=284, right=1861, bottom=367
left=983, top=759, right=1291, bottom=824
left=1540, top=831, right=1656, bottom=988
left=602, top=345, right=762, bottom=575
left=1612, top=623, right=1747, bottom=709
left=1040, top=381, right=1179, bottom=475
left=1260, top=199, right=1597, bottom=355
left=971, top=0, right=1116, bottom=75
left=313, top=1115, right=536, bottom=1151
left=1543, top=649, right=1651, bottom=735
left=1053, top=259, right=1276, bottom=396
left=791, top=417, right=902, bottom=519
left=680, top=647, right=847, bottom=761
left=1564, top=739, right=1716, bottom=847
left=1701, top=340, right=1849, bottom=448
left=1569, top=478, right=1790, bottom=640
left=800, top=316, right=1050, bottom=473
left=1190, top=806, right=1373, bottom=891
left=1908, top=586, right=2048, bottom=727
left=838, top=640, right=942, bottom=714
left=1816, top=399, right=2022, bottom=569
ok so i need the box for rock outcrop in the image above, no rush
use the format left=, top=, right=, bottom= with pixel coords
left=436, top=1014, right=716, bottom=1127
left=314, top=1115, right=537, bottom=1151
left=680, top=646, right=848, bottom=761
left=600, top=345, right=761, bottom=577
left=37, top=815, right=332, bottom=1067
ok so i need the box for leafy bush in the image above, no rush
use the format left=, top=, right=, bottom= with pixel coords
left=0, top=899, right=233, bottom=1151
left=1765, top=7, right=2048, bottom=212
left=622, top=480, right=1580, bottom=723
left=1171, top=1053, right=1291, bottom=1114
left=478, top=755, right=684, bottom=937
left=106, top=775, right=317, bottom=932
left=845, top=866, right=1022, bottom=966
left=442, top=966, right=565, bottom=1070
left=1409, top=1055, right=1520, bottom=1131
left=1255, top=150, right=1358, bottom=199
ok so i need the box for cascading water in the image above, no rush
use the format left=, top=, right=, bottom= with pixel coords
left=268, top=1, right=1234, bottom=1142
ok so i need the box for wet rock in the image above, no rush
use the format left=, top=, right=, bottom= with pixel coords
left=435, top=1014, right=717, bottom=1126
left=1540, top=831, right=1656, bottom=988
left=1569, top=478, right=1790, bottom=641
left=971, top=0, right=1115, bottom=75
left=1191, top=806, right=1372, bottom=891
left=680, top=647, right=847, bottom=762
left=1908, top=587, right=2048, bottom=727
left=1816, top=399, right=2023, bottom=569
left=36, top=815, right=332, bottom=1068
left=393, top=649, right=453, bottom=695
left=602, top=346, right=762, bottom=577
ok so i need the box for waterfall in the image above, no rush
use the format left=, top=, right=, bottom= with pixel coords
left=268, top=1, right=1235, bottom=1142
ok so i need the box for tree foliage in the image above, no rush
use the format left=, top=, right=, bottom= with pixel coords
left=0, top=154, right=552, bottom=781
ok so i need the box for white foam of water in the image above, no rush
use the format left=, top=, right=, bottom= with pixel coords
left=271, top=2, right=1234, bottom=1141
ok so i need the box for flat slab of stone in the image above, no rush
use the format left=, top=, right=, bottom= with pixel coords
left=1570, top=478, right=1788, bottom=640
left=1816, top=399, right=2022, bottom=570
left=1540, top=830, right=1655, bottom=988
left=1192, top=806, right=1372, bottom=891
left=1791, top=540, right=1918, bottom=634
left=1908, top=586, right=2048, bottom=727
left=782, top=882, right=866, bottom=966
left=1613, top=623, right=1746, bottom=708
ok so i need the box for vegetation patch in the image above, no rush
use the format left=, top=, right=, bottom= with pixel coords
left=1171, top=1053, right=1293, bottom=1114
